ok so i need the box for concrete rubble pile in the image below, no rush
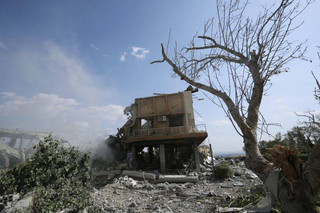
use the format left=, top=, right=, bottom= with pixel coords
left=1, top=155, right=265, bottom=212
left=0, top=151, right=262, bottom=213
left=0, top=193, right=33, bottom=212
left=88, top=156, right=263, bottom=213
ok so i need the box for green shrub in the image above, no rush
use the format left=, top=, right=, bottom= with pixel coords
left=313, top=191, right=320, bottom=207
left=0, top=160, right=35, bottom=195
left=32, top=179, right=94, bottom=212
left=213, top=163, right=233, bottom=179
left=0, top=135, right=100, bottom=212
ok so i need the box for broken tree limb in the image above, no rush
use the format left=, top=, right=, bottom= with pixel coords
left=265, top=145, right=302, bottom=183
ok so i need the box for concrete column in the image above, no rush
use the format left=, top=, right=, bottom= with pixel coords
left=131, top=145, right=136, bottom=170
left=19, top=150, right=25, bottom=162
left=148, top=147, right=153, bottom=163
left=193, top=142, right=200, bottom=172
left=9, top=137, right=17, bottom=147
left=1, top=153, right=9, bottom=168
left=168, top=146, right=174, bottom=160
left=160, top=144, right=166, bottom=173
left=19, top=137, right=23, bottom=150
left=209, top=144, right=214, bottom=166
left=19, top=137, right=25, bottom=162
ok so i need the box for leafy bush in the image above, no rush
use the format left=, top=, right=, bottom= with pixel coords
left=0, top=135, right=99, bottom=212
left=0, top=160, right=35, bottom=195
left=32, top=179, right=94, bottom=212
left=213, top=163, right=233, bottom=179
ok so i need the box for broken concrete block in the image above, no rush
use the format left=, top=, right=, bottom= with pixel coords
left=122, top=170, right=156, bottom=180
left=218, top=207, right=244, bottom=212
left=7, top=193, right=32, bottom=212
left=233, top=181, right=245, bottom=187
left=158, top=175, right=198, bottom=183
left=245, top=170, right=258, bottom=179
left=124, top=179, right=137, bottom=188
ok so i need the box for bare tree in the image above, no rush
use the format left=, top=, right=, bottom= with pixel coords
left=152, top=0, right=320, bottom=212
left=312, top=71, right=320, bottom=101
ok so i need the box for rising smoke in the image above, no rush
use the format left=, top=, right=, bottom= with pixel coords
left=91, top=136, right=116, bottom=162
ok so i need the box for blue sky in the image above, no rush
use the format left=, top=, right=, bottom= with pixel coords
left=0, top=0, right=319, bottom=152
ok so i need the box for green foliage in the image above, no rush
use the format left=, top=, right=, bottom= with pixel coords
left=0, top=161, right=35, bottom=195
left=32, top=179, right=98, bottom=212
left=0, top=135, right=100, bottom=212
left=259, top=126, right=315, bottom=156
left=259, top=133, right=283, bottom=154
left=219, top=185, right=283, bottom=212
left=221, top=185, right=267, bottom=207
left=213, top=163, right=232, bottom=179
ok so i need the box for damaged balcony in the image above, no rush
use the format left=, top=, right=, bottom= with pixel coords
left=128, top=125, right=207, bottom=145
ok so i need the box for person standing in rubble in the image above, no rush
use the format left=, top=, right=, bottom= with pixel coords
left=127, top=151, right=133, bottom=169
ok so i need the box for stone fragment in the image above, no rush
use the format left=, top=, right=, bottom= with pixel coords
left=233, top=181, right=244, bottom=187
left=129, top=201, right=138, bottom=207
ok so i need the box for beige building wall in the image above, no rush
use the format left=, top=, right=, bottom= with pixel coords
left=183, top=91, right=196, bottom=133
left=132, top=91, right=197, bottom=133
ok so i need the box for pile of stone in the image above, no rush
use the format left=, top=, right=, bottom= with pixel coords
left=89, top=157, right=264, bottom=213
left=3, top=157, right=263, bottom=212
left=0, top=193, right=33, bottom=212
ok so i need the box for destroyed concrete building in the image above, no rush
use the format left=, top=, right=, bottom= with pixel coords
left=116, top=88, right=208, bottom=173
left=0, top=128, right=68, bottom=169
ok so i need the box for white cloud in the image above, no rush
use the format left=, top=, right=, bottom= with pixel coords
left=278, top=105, right=288, bottom=109
left=90, top=44, right=100, bottom=51
left=120, top=52, right=127, bottom=61
left=0, top=92, right=18, bottom=99
left=0, top=92, right=126, bottom=147
left=210, top=119, right=231, bottom=126
left=131, top=46, right=150, bottom=59
left=0, top=40, right=7, bottom=49
left=195, top=117, right=204, bottom=123
left=10, top=41, right=114, bottom=104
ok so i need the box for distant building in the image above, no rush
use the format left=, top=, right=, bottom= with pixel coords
left=0, top=128, right=68, bottom=169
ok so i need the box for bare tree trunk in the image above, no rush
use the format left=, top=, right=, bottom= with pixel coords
left=243, top=137, right=271, bottom=181
left=278, top=180, right=318, bottom=213
left=264, top=142, right=320, bottom=212
left=305, top=141, right=320, bottom=196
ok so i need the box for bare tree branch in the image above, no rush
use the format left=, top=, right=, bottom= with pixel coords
left=152, top=44, right=251, bottom=133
